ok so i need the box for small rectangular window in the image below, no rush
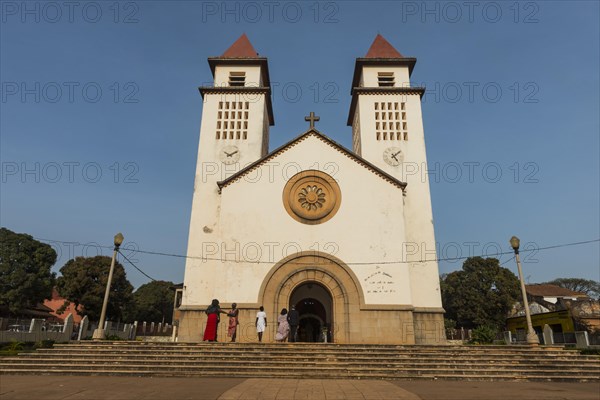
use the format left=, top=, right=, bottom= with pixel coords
left=229, top=72, right=246, bottom=87
left=378, top=72, right=395, bottom=87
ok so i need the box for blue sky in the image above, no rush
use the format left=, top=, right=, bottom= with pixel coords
left=1, top=1, right=598, bottom=289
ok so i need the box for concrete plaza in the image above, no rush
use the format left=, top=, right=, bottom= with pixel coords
left=0, top=376, right=599, bottom=400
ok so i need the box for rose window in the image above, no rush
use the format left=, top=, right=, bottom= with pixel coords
left=298, top=185, right=326, bottom=210
left=283, top=170, right=341, bottom=225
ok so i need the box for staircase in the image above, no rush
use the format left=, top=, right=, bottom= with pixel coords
left=1, top=342, right=599, bottom=381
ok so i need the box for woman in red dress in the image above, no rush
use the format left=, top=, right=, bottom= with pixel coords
left=203, top=299, right=226, bottom=342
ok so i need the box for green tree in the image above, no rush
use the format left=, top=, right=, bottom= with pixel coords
left=0, top=228, right=57, bottom=314
left=128, top=280, right=175, bottom=323
left=441, top=257, right=521, bottom=330
left=543, top=278, right=600, bottom=299
left=56, top=256, right=134, bottom=321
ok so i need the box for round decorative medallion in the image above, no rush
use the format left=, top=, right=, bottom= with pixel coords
left=283, top=170, right=341, bottom=225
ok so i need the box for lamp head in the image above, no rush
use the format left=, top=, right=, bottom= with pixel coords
left=114, top=233, right=124, bottom=248
left=509, top=236, right=520, bottom=252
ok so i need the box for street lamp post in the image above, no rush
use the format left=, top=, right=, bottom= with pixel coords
left=92, top=233, right=124, bottom=340
left=510, top=236, right=539, bottom=345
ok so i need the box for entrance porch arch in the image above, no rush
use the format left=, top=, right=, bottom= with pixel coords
left=257, top=251, right=364, bottom=343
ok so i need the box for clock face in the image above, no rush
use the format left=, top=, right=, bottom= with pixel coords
left=383, top=147, right=402, bottom=166
left=219, top=145, right=240, bottom=165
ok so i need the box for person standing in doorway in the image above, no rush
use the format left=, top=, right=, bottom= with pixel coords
left=287, top=305, right=299, bottom=342
left=256, top=306, right=267, bottom=342
left=227, top=303, right=239, bottom=342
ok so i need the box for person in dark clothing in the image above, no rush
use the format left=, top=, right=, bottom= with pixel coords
left=203, top=299, right=227, bottom=342
left=287, top=305, right=299, bottom=342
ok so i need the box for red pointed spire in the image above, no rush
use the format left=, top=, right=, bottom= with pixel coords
left=365, top=34, right=403, bottom=58
left=222, top=34, right=259, bottom=58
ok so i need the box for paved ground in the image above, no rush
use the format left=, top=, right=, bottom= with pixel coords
left=0, top=376, right=599, bottom=400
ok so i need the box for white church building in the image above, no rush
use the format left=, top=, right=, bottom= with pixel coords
left=178, top=34, right=445, bottom=344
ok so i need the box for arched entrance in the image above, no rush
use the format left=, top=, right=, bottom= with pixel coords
left=290, top=282, right=333, bottom=342
left=258, top=251, right=365, bottom=344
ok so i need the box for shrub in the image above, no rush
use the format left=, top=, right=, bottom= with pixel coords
left=470, top=325, right=498, bottom=344
left=36, top=339, right=55, bottom=349
left=6, top=340, right=24, bottom=351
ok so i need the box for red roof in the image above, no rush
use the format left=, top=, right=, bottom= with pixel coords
left=222, top=34, right=259, bottom=58
left=365, top=34, right=403, bottom=58
left=43, top=288, right=83, bottom=324
left=525, top=284, right=588, bottom=298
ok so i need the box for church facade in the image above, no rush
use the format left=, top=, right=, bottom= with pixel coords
left=178, top=34, right=445, bottom=344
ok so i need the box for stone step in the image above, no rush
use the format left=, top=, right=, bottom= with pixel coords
left=51, top=343, right=572, bottom=352
left=9, top=354, right=600, bottom=367
left=1, top=363, right=598, bottom=379
left=1, top=368, right=598, bottom=382
left=2, top=358, right=598, bottom=372
left=51, top=343, right=571, bottom=352
left=3, top=342, right=597, bottom=382
left=31, top=347, right=597, bottom=360
left=42, top=345, right=584, bottom=355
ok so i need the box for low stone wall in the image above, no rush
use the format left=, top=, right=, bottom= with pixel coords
left=78, top=318, right=136, bottom=340
left=0, top=315, right=73, bottom=343
left=1, top=316, right=173, bottom=343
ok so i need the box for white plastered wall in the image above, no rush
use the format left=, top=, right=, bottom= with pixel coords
left=182, top=134, right=413, bottom=307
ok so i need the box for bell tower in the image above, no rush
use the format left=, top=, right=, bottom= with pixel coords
left=182, top=34, right=274, bottom=308
left=348, top=35, right=444, bottom=341
left=197, top=33, right=274, bottom=176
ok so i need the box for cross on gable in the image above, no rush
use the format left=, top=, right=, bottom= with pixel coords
left=305, top=112, right=320, bottom=128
